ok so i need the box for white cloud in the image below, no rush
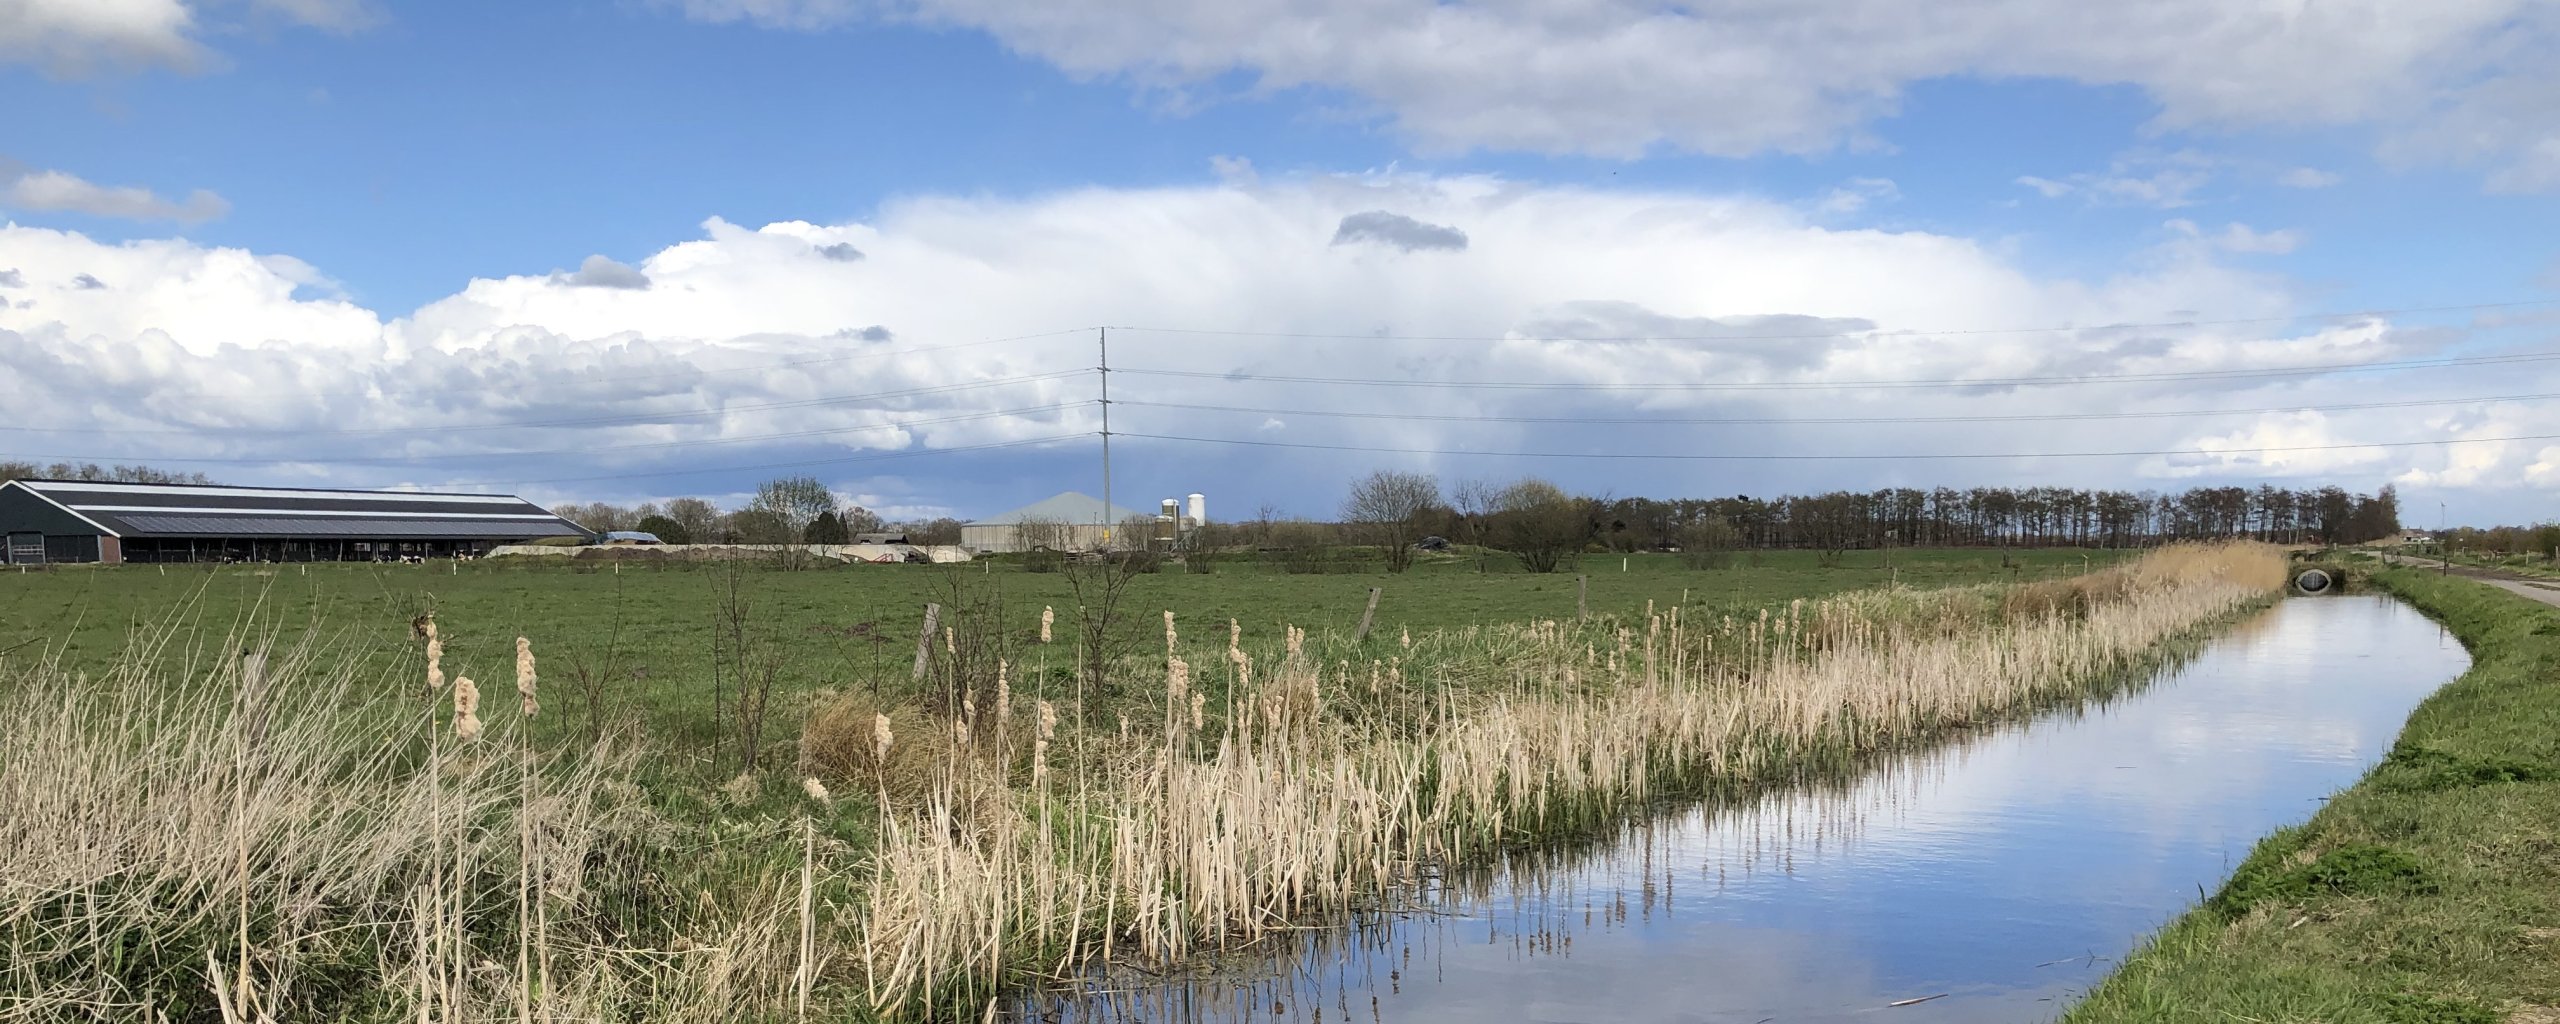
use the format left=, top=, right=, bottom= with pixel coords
left=0, top=0, right=370, bottom=74
left=670, top=0, right=2560, bottom=189
left=2166, top=219, right=2302, bottom=255
left=2, top=167, right=230, bottom=223
left=1, top=172, right=2551, bottom=517
left=2277, top=167, right=2343, bottom=188
left=2017, top=151, right=2216, bottom=208
left=551, top=254, right=652, bottom=290
left=0, top=0, right=199, bottom=73
left=1814, top=177, right=1899, bottom=215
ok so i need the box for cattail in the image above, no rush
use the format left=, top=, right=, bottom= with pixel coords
left=962, top=694, right=977, bottom=726
left=1032, top=700, right=1057, bottom=783
left=1117, top=714, right=1129, bottom=741
left=515, top=636, right=539, bottom=718
left=873, top=713, right=893, bottom=763
left=452, top=676, right=483, bottom=743
left=1285, top=625, right=1303, bottom=663
left=1163, top=610, right=1178, bottom=656
left=1228, top=618, right=1241, bottom=660
left=995, top=659, right=1012, bottom=726
left=943, top=626, right=955, bottom=656
left=1400, top=626, right=1411, bottom=650
left=423, top=615, right=445, bottom=692
left=1190, top=691, right=1205, bottom=732
left=953, top=718, right=969, bottom=745
left=1040, top=606, right=1054, bottom=643
left=802, top=777, right=831, bottom=805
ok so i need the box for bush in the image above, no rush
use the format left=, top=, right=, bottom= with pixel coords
left=1021, top=548, right=1063, bottom=574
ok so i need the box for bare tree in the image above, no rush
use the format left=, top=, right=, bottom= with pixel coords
left=1341, top=470, right=1441, bottom=572
left=1489, top=478, right=1590, bottom=573
left=750, top=476, right=838, bottom=539
left=664, top=497, right=721, bottom=541
left=1013, top=517, right=1068, bottom=552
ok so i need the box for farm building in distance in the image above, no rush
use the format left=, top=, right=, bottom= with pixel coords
left=960, top=491, right=1148, bottom=553
left=959, top=490, right=1207, bottom=553
left=0, top=479, right=592, bottom=565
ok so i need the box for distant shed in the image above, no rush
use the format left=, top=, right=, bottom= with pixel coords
left=959, top=491, right=1147, bottom=553
left=0, top=479, right=592, bottom=565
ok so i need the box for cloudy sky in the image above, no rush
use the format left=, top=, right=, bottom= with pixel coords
left=4, top=0, right=2559, bottom=524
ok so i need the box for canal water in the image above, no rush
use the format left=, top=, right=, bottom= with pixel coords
left=1019, top=594, right=2471, bottom=1024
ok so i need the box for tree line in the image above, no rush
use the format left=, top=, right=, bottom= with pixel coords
left=552, top=475, right=964, bottom=546
left=0, top=461, right=215, bottom=485
left=1333, top=471, right=2405, bottom=572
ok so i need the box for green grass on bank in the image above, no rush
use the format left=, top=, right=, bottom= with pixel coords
left=2066, top=569, right=2560, bottom=1024
left=0, top=547, right=2124, bottom=771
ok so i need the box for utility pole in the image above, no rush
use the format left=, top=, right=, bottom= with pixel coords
left=1099, top=327, right=1113, bottom=547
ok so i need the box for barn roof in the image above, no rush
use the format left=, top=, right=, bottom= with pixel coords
left=965, top=491, right=1146, bottom=527
left=1, top=479, right=591, bottom=540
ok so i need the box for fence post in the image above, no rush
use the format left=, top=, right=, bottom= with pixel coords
left=1354, top=587, right=1383, bottom=642
left=1578, top=575, right=1589, bottom=621
left=911, top=603, right=942, bottom=681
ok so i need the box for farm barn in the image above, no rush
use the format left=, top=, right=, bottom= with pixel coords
left=959, top=491, right=1148, bottom=554
left=0, top=479, right=591, bottom=565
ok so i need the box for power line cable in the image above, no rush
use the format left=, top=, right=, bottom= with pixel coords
left=1119, top=430, right=2560, bottom=462
left=290, top=326, right=1093, bottom=401
left=1107, top=299, right=2560, bottom=343
left=1113, top=350, right=2560, bottom=392
left=0, top=370, right=1096, bottom=437
left=1112, top=390, right=2560, bottom=427
left=0, top=403, right=1094, bottom=466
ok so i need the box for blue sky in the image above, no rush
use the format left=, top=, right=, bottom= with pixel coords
left=3, top=0, right=2558, bottom=522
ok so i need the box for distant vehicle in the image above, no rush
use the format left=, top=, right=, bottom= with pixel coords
left=1416, top=535, right=1451, bottom=551
left=596, top=531, right=664, bottom=546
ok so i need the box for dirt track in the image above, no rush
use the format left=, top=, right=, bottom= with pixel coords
left=2382, top=554, right=2560, bottom=611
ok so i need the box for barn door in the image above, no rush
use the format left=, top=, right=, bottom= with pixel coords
left=5, top=533, right=42, bottom=565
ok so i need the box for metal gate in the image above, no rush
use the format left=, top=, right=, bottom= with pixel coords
left=4, top=533, right=41, bottom=565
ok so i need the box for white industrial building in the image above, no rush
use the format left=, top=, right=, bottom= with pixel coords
left=960, top=490, right=1207, bottom=554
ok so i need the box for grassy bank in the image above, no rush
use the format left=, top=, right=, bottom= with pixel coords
left=2066, top=569, right=2560, bottom=1024
left=0, top=547, right=2130, bottom=781
left=0, top=545, right=2267, bottom=1021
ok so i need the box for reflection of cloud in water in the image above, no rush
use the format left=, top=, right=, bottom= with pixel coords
left=1017, top=597, right=2469, bottom=1024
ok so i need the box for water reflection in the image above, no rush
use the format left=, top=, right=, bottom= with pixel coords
left=1019, top=596, right=2468, bottom=1023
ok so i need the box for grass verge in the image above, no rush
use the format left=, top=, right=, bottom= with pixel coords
left=2064, top=569, right=2560, bottom=1024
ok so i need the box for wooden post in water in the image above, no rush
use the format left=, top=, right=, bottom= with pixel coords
left=1354, top=587, right=1383, bottom=642
left=1578, top=575, right=1589, bottom=621
left=911, top=603, right=941, bottom=681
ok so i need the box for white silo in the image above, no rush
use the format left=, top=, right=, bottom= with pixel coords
left=1186, top=493, right=1207, bottom=525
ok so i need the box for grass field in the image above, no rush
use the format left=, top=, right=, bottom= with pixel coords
left=7, top=543, right=2231, bottom=1021
left=0, top=546, right=2128, bottom=775
left=2066, top=568, right=2560, bottom=1024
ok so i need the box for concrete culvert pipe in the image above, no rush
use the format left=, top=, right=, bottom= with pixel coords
left=2294, top=569, right=2333, bottom=594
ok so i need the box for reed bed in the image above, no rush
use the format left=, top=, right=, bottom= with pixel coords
left=844, top=543, right=2288, bottom=1014
left=0, top=543, right=2283, bottom=1021
left=0, top=626, right=807, bottom=1022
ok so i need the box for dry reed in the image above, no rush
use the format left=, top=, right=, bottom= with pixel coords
left=845, top=543, right=2288, bottom=1013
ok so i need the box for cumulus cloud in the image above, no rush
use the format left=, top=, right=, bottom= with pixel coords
left=2167, top=219, right=2303, bottom=255
left=1814, top=177, right=1899, bottom=215
left=0, top=269, right=20, bottom=288
left=70, top=273, right=106, bottom=289
left=2, top=167, right=230, bottom=223
left=2277, top=167, right=2343, bottom=189
left=2017, top=152, right=2216, bottom=208
left=814, top=241, right=864, bottom=262
left=553, top=254, right=651, bottom=289
left=668, top=0, right=2560, bottom=189
left=1331, top=210, right=1468, bottom=252
left=0, top=0, right=371, bottom=74
left=2, top=173, right=2550, bottom=519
